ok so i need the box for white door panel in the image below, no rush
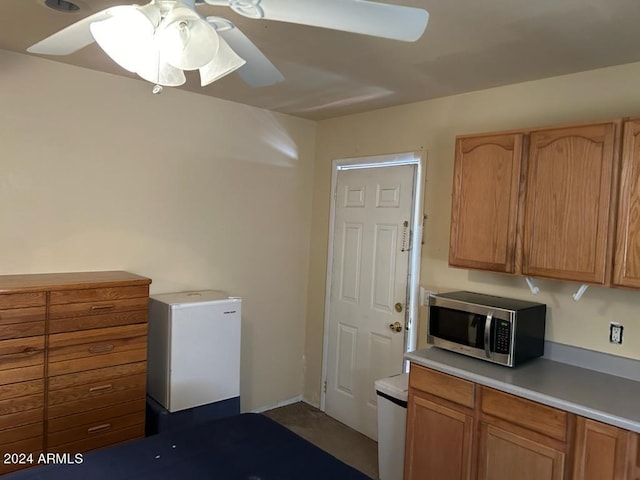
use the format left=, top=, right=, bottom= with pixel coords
left=326, top=164, right=415, bottom=440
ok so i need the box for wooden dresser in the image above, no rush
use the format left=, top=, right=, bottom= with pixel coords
left=0, top=271, right=151, bottom=474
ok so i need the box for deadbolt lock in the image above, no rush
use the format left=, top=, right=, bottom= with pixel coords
left=389, top=321, right=403, bottom=333
left=394, top=302, right=403, bottom=312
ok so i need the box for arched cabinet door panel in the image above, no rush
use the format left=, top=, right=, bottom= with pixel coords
left=614, top=119, right=640, bottom=288
left=522, top=123, right=618, bottom=284
left=449, top=133, right=524, bottom=273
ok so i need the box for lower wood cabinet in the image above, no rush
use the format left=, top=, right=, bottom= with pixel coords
left=405, top=363, right=475, bottom=480
left=405, top=393, right=473, bottom=480
left=477, top=421, right=566, bottom=480
left=573, top=417, right=639, bottom=480
left=406, top=363, right=640, bottom=480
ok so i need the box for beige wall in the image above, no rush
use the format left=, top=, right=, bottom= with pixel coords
left=305, top=61, right=640, bottom=405
left=0, top=49, right=316, bottom=412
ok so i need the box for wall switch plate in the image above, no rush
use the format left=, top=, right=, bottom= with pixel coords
left=609, top=322, right=624, bottom=344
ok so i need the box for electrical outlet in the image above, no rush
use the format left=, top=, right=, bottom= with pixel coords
left=609, top=322, right=624, bottom=344
left=419, top=286, right=427, bottom=306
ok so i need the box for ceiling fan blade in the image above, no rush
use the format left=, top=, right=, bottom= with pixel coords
left=204, top=0, right=428, bottom=42
left=207, top=16, right=284, bottom=87
left=27, top=9, right=112, bottom=55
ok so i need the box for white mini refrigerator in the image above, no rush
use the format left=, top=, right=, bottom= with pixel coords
left=146, top=290, right=241, bottom=413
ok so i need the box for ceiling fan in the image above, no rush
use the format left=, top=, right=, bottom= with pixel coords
left=27, top=0, right=429, bottom=91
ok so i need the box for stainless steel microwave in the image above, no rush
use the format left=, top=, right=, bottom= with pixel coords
left=427, top=291, right=546, bottom=367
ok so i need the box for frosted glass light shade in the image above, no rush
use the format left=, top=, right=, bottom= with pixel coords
left=156, top=6, right=219, bottom=71
left=199, top=36, right=246, bottom=86
left=136, top=56, right=187, bottom=87
left=90, top=6, right=156, bottom=73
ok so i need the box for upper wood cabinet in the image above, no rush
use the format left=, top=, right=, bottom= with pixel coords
left=449, top=120, right=626, bottom=286
left=449, top=133, right=525, bottom=273
left=614, top=119, right=640, bottom=288
left=522, top=123, right=618, bottom=284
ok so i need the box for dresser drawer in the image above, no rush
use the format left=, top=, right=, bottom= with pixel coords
left=47, top=411, right=144, bottom=448
left=47, top=424, right=144, bottom=454
left=48, top=386, right=146, bottom=419
left=48, top=399, right=145, bottom=433
left=0, top=292, right=46, bottom=309
left=0, top=379, right=43, bottom=401
left=0, top=437, right=43, bottom=476
left=48, top=362, right=146, bottom=391
left=50, top=285, right=149, bottom=305
left=0, top=422, right=43, bottom=445
left=0, top=306, right=46, bottom=340
left=48, top=373, right=146, bottom=408
left=480, top=387, right=568, bottom=441
left=49, top=297, right=149, bottom=320
left=0, top=394, right=44, bottom=430
left=49, top=310, right=147, bottom=334
left=0, top=336, right=45, bottom=384
left=48, top=325, right=147, bottom=376
left=409, top=364, right=475, bottom=408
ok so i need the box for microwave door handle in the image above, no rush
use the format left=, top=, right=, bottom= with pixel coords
left=484, top=311, right=494, bottom=359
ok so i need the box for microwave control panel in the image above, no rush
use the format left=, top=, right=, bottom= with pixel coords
left=495, top=320, right=511, bottom=354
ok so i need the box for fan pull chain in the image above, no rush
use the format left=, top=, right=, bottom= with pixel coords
left=153, top=48, right=163, bottom=95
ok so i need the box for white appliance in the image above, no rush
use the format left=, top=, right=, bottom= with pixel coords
left=146, top=290, right=241, bottom=413
left=376, top=372, right=409, bottom=480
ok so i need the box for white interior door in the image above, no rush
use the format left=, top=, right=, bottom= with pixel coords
left=325, top=164, right=415, bottom=440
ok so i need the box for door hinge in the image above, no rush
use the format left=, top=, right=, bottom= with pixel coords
left=323, top=380, right=327, bottom=393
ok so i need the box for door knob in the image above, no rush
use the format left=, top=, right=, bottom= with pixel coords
left=394, top=302, right=403, bottom=312
left=389, top=321, right=403, bottom=333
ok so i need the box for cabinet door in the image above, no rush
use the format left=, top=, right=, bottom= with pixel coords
left=404, top=392, right=473, bottom=480
left=573, top=417, right=630, bottom=480
left=629, top=433, right=640, bottom=480
left=477, top=422, right=565, bottom=480
left=523, top=123, right=617, bottom=283
left=614, top=119, right=640, bottom=288
left=449, top=133, right=524, bottom=273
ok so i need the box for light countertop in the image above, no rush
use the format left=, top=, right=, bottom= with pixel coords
left=406, top=347, right=640, bottom=433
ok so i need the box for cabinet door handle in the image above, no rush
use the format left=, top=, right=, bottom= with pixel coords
left=88, top=344, right=115, bottom=354
left=90, top=304, right=115, bottom=311
left=87, top=423, right=111, bottom=434
left=88, top=384, right=113, bottom=393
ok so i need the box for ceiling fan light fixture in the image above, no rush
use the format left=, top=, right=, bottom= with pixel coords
left=157, top=6, right=219, bottom=71
left=90, top=6, right=157, bottom=73
left=199, top=36, right=246, bottom=86
left=136, top=58, right=187, bottom=87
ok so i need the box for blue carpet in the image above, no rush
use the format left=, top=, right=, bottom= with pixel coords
left=5, top=413, right=372, bottom=480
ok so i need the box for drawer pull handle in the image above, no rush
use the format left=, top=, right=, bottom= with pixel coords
left=89, top=384, right=113, bottom=393
left=91, top=304, right=115, bottom=311
left=88, top=344, right=115, bottom=354
left=87, top=423, right=111, bottom=434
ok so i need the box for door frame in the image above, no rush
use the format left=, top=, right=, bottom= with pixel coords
left=320, top=150, right=426, bottom=411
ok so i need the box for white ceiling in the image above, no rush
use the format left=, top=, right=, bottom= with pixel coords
left=2, top=0, right=640, bottom=120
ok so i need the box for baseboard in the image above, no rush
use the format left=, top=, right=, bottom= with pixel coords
left=251, top=394, right=304, bottom=413
left=302, top=397, right=320, bottom=409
